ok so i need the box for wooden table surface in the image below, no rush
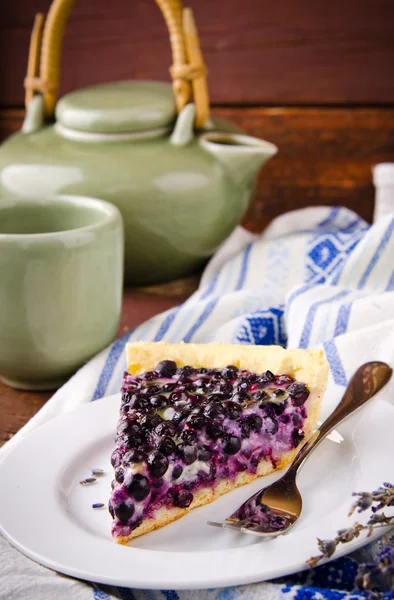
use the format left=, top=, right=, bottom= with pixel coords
left=0, top=281, right=198, bottom=448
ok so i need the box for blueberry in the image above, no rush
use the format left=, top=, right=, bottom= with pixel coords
left=271, top=389, right=286, bottom=399
left=198, top=367, right=208, bottom=374
left=177, top=375, right=192, bottom=386
left=188, top=415, right=206, bottom=430
left=240, top=419, right=251, bottom=439
left=121, top=391, right=134, bottom=406
left=162, top=382, right=176, bottom=393
left=158, top=436, right=176, bottom=456
left=150, top=394, right=167, bottom=409
left=254, top=390, right=269, bottom=403
left=177, top=443, right=197, bottom=465
left=185, top=382, right=196, bottom=393
left=125, top=393, right=139, bottom=409
left=247, top=414, right=263, bottom=432
left=263, top=416, right=279, bottom=434
left=114, top=501, right=135, bottom=523
left=117, top=420, right=141, bottom=437
left=236, top=381, right=249, bottom=392
left=132, top=394, right=150, bottom=410
left=219, top=382, right=233, bottom=396
left=115, top=467, right=125, bottom=483
left=147, top=452, right=169, bottom=478
left=122, top=449, right=145, bottom=465
left=292, top=412, right=303, bottom=427
left=293, top=429, right=305, bottom=446
left=141, top=443, right=155, bottom=453
left=279, top=414, right=291, bottom=424
left=126, top=434, right=143, bottom=449
left=207, top=393, right=224, bottom=403
left=201, top=382, right=215, bottom=394
left=141, top=414, right=163, bottom=429
left=204, top=402, right=225, bottom=419
left=170, top=391, right=188, bottom=404
left=221, top=365, right=238, bottom=380
left=117, top=423, right=142, bottom=448
left=126, top=473, right=151, bottom=501
left=172, top=407, right=191, bottom=425
left=147, top=385, right=162, bottom=398
left=117, top=419, right=133, bottom=436
left=194, top=378, right=205, bottom=388
left=171, top=412, right=182, bottom=425
left=143, top=371, right=157, bottom=381
left=156, top=360, right=177, bottom=378
left=260, top=370, right=275, bottom=385
left=198, top=445, right=213, bottom=461
left=174, top=490, right=193, bottom=508
left=172, top=465, right=183, bottom=479
left=243, top=372, right=258, bottom=384
left=275, top=374, right=294, bottom=386
left=181, top=429, right=198, bottom=444
left=223, top=434, right=241, bottom=455
left=270, top=400, right=287, bottom=415
left=111, top=450, right=121, bottom=467
left=206, top=420, right=224, bottom=439
left=111, top=479, right=115, bottom=490
left=232, top=392, right=249, bottom=403
left=288, top=382, right=310, bottom=406
left=250, top=456, right=259, bottom=469
left=178, top=365, right=195, bottom=378
left=225, top=401, right=241, bottom=420
left=155, top=421, right=177, bottom=437
left=191, top=395, right=206, bottom=407
left=108, top=501, right=115, bottom=518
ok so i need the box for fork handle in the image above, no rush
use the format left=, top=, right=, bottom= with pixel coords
left=289, top=361, right=392, bottom=474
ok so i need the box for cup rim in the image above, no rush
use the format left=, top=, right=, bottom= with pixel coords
left=0, top=194, right=122, bottom=241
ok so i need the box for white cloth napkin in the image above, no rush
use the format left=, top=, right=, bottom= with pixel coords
left=1, top=184, right=394, bottom=599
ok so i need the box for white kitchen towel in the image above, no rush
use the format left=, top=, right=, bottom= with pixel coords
left=1, top=203, right=394, bottom=600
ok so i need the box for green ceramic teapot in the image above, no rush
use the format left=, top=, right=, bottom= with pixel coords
left=0, top=0, right=277, bottom=285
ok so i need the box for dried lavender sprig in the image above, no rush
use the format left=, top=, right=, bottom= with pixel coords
left=79, top=477, right=97, bottom=485
left=349, top=482, right=394, bottom=516
left=307, top=515, right=394, bottom=568
left=307, top=524, right=364, bottom=568
left=307, top=482, right=394, bottom=599
left=91, top=468, right=105, bottom=477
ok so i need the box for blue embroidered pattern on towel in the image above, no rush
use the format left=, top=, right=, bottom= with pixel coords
left=235, top=306, right=286, bottom=346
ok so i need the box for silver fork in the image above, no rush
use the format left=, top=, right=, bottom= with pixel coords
left=207, top=361, right=392, bottom=538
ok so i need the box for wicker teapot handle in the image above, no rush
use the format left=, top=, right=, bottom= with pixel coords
left=24, top=0, right=209, bottom=128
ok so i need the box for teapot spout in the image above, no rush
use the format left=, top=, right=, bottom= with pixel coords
left=199, top=132, right=278, bottom=187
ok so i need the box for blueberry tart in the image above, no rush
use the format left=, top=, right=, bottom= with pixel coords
left=109, top=342, right=328, bottom=543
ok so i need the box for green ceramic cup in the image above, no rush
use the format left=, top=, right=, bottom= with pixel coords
left=0, top=195, right=124, bottom=390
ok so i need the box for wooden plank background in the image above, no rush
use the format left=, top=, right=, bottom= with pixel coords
left=2, top=0, right=394, bottom=106
left=1, top=0, right=394, bottom=227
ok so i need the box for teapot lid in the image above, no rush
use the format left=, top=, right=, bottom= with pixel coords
left=56, top=81, right=177, bottom=134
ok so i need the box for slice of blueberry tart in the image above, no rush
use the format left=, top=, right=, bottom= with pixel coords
left=109, top=342, right=328, bottom=543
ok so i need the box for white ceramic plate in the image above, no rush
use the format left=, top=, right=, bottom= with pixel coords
left=0, top=394, right=393, bottom=590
